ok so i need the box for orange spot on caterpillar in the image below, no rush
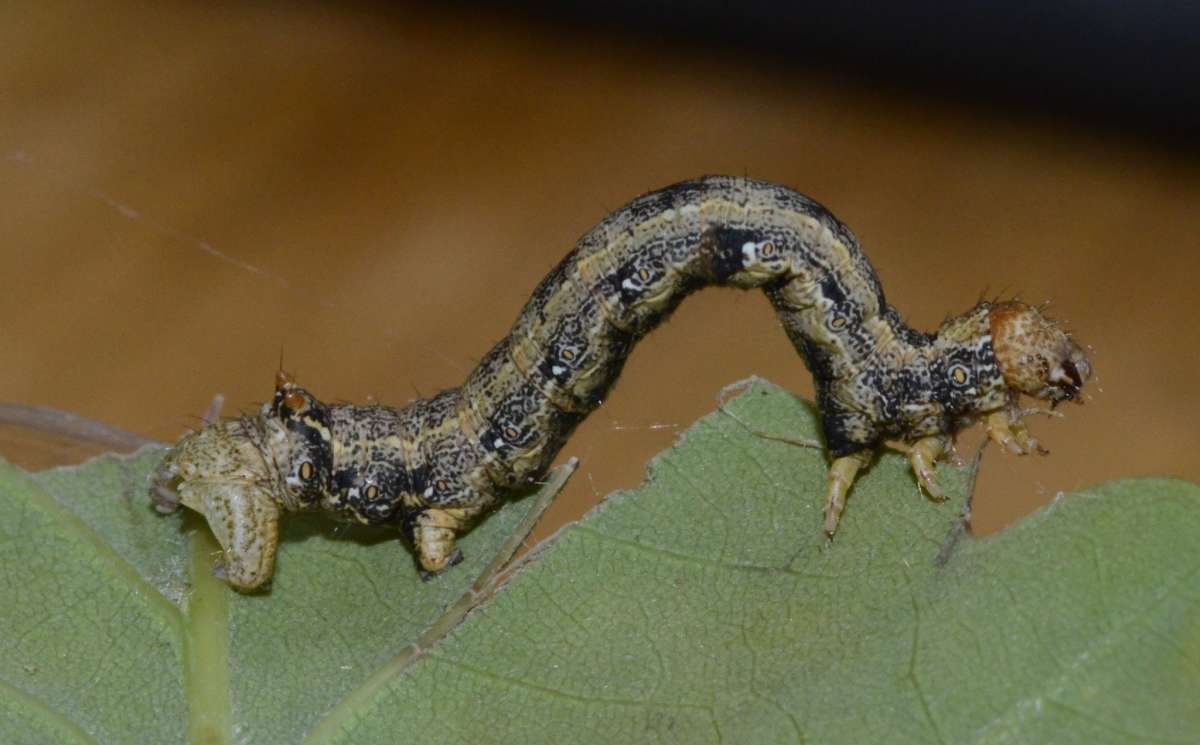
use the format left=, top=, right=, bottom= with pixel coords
left=283, top=389, right=307, bottom=411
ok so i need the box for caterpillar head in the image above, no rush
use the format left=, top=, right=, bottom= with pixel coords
left=989, top=302, right=1091, bottom=406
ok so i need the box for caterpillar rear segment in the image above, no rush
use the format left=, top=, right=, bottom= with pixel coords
left=153, top=176, right=1091, bottom=591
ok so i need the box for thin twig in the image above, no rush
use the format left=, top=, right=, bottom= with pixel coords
left=0, top=402, right=161, bottom=451
left=934, top=437, right=988, bottom=567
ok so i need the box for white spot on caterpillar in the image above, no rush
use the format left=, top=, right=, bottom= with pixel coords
left=741, top=241, right=758, bottom=264
left=493, top=438, right=504, bottom=448
left=621, top=278, right=638, bottom=291
left=551, top=365, right=566, bottom=375
left=423, top=487, right=434, bottom=497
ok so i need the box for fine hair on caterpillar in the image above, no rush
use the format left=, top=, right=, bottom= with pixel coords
left=153, top=176, right=1092, bottom=592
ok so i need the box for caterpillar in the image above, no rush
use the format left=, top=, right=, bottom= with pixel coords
left=153, top=176, right=1091, bottom=591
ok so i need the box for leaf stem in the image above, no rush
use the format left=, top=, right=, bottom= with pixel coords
left=184, top=521, right=233, bottom=745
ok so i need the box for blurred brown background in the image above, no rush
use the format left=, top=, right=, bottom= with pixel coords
left=2, top=1, right=1198, bottom=545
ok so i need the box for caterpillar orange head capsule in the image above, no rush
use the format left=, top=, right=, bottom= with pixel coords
left=989, top=301, right=1091, bottom=406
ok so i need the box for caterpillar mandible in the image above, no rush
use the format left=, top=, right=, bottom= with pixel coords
left=153, top=176, right=1091, bottom=591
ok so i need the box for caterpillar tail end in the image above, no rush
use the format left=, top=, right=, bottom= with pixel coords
left=153, top=422, right=283, bottom=593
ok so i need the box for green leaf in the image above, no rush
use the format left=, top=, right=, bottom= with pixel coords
left=2, top=379, right=1197, bottom=744
left=1, top=445, right=572, bottom=745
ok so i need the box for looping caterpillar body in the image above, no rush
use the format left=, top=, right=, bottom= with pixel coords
left=153, top=176, right=1091, bottom=591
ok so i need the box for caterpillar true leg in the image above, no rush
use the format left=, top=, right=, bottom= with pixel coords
left=986, top=409, right=1046, bottom=455
left=906, top=435, right=950, bottom=501
left=824, top=451, right=873, bottom=536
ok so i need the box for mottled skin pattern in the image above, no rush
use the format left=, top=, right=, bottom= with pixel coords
left=153, top=176, right=1092, bottom=591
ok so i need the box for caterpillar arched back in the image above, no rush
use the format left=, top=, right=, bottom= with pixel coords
left=153, top=176, right=1091, bottom=591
